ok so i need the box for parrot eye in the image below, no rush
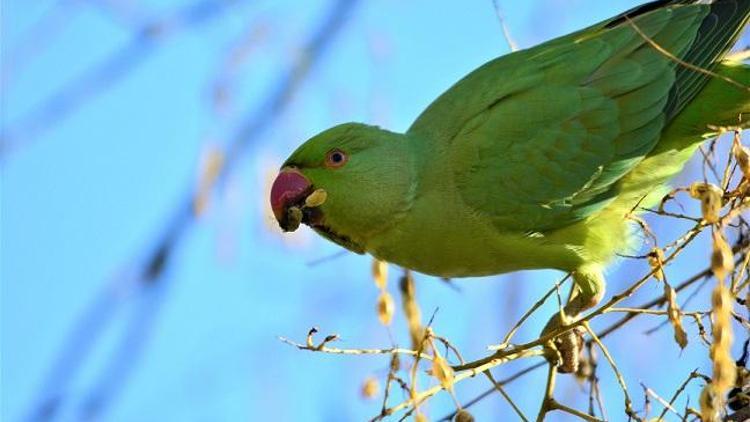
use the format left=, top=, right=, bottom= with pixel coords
left=325, top=149, right=348, bottom=168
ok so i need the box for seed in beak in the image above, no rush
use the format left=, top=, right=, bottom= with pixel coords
left=285, top=206, right=303, bottom=232
left=304, top=189, right=328, bottom=208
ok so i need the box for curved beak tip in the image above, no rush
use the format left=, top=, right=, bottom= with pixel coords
left=270, top=169, right=312, bottom=225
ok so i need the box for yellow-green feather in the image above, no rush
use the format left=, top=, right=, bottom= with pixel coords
left=547, top=61, right=750, bottom=266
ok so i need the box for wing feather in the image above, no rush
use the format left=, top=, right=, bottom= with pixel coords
left=408, top=0, right=748, bottom=232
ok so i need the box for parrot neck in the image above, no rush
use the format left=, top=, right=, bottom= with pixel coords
left=358, top=129, right=421, bottom=241
left=316, top=125, right=422, bottom=254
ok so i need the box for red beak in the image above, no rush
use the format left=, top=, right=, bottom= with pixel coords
left=270, top=168, right=312, bottom=223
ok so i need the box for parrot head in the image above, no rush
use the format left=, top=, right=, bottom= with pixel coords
left=270, top=123, right=415, bottom=254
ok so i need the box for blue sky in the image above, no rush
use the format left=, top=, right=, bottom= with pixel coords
left=3, top=0, right=749, bottom=421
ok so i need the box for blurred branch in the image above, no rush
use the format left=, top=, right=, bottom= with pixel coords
left=22, top=271, right=130, bottom=422
left=209, top=21, right=270, bottom=118
left=491, top=0, right=519, bottom=52
left=79, top=286, right=167, bottom=419
left=23, top=0, right=362, bottom=420
left=1, top=0, right=236, bottom=157
left=2, top=0, right=82, bottom=90
left=89, top=0, right=153, bottom=27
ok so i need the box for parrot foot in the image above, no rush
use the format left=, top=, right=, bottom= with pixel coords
left=541, top=266, right=604, bottom=373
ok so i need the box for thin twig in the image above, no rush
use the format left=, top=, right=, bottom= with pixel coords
left=279, top=336, right=434, bottom=360
left=491, top=274, right=570, bottom=350
left=438, top=362, right=546, bottom=421
left=626, top=16, right=750, bottom=93
left=491, top=0, right=519, bottom=52
left=584, top=322, right=635, bottom=418
left=373, top=348, right=545, bottom=421
left=640, top=381, right=680, bottom=418
left=483, top=370, right=529, bottom=422
left=658, top=370, right=706, bottom=421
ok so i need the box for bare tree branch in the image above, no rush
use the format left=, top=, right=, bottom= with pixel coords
left=1, top=0, right=235, bottom=157
left=22, top=1, right=362, bottom=419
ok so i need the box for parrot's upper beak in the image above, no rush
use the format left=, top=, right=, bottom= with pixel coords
left=270, top=168, right=313, bottom=231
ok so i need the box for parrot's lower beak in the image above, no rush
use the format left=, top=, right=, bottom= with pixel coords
left=270, top=168, right=313, bottom=232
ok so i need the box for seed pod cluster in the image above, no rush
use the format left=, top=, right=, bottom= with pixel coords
left=664, top=283, right=687, bottom=349
left=400, top=271, right=424, bottom=348
left=711, top=230, right=734, bottom=283
left=372, top=259, right=388, bottom=290
left=454, top=409, right=475, bottom=422
left=431, top=355, right=455, bottom=391
left=699, top=384, right=718, bottom=422
left=425, top=329, right=456, bottom=396
left=647, top=247, right=666, bottom=282
left=360, top=376, right=379, bottom=399
left=376, top=291, right=395, bottom=326
left=390, top=353, right=401, bottom=373
left=688, top=182, right=723, bottom=224
left=706, top=281, right=736, bottom=418
left=733, top=132, right=750, bottom=180
left=372, top=259, right=395, bottom=326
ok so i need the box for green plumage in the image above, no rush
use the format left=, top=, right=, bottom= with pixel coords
left=277, top=0, right=749, bottom=287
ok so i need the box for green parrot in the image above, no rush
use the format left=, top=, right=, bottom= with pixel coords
left=270, top=0, right=750, bottom=371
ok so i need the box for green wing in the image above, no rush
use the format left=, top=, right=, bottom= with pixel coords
left=408, top=0, right=749, bottom=232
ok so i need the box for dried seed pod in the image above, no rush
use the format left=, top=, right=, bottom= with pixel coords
left=454, top=409, right=475, bottom=422
left=711, top=230, right=734, bottom=282
left=740, top=179, right=750, bottom=196
left=733, top=132, right=750, bottom=179
left=688, top=181, right=714, bottom=199
left=415, top=412, right=429, bottom=422
left=689, top=182, right=723, bottom=224
left=361, top=377, right=379, bottom=399
left=389, top=353, right=400, bottom=373
left=304, top=188, right=328, bottom=208
left=647, top=248, right=666, bottom=282
left=372, top=259, right=388, bottom=290
left=709, top=282, right=736, bottom=412
left=399, top=271, right=424, bottom=347
left=664, top=283, right=687, bottom=349
left=699, top=384, right=718, bottom=422
left=376, top=291, right=395, bottom=326
left=431, top=355, right=455, bottom=390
